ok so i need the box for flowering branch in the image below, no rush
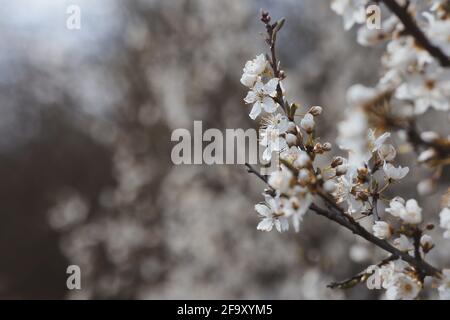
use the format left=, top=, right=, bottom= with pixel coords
left=240, top=9, right=450, bottom=299
left=377, top=0, right=450, bottom=67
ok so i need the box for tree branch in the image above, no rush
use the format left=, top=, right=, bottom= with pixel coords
left=378, top=0, right=450, bottom=67
left=244, top=163, right=442, bottom=279
left=309, top=203, right=441, bottom=278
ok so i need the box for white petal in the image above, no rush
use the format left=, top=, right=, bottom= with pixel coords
left=255, top=203, right=271, bottom=217
left=244, top=90, right=256, bottom=104
left=263, top=78, right=279, bottom=97
left=262, top=96, right=278, bottom=113
left=249, top=102, right=262, bottom=120
left=257, top=218, right=273, bottom=232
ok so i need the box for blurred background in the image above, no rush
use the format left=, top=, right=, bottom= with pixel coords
left=0, top=0, right=448, bottom=299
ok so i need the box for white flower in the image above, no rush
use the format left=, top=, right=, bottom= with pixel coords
left=240, top=54, right=267, bottom=88
left=393, top=235, right=414, bottom=252
left=386, top=198, right=422, bottom=224
left=268, top=166, right=293, bottom=194
left=383, top=37, right=432, bottom=72
left=385, top=274, right=421, bottom=300
left=423, top=12, right=450, bottom=56
left=336, top=109, right=368, bottom=166
left=293, top=150, right=311, bottom=169
left=333, top=171, right=369, bottom=214
left=383, top=162, right=409, bottom=181
left=244, top=78, right=279, bottom=119
left=440, top=207, right=450, bottom=239
left=331, top=0, right=368, bottom=30
left=379, top=260, right=408, bottom=289
left=300, top=113, right=315, bottom=133
left=378, top=144, right=396, bottom=162
left=401, top=199, right=422, bottom=224
left=396, top=66, right=450, bottom=115
left=281, top=146, right=302, bottom=165
left=260, top=114, right=289, bottom=161
left=255, top=195, right=289, bottom=233
left=285, top=187, right=313, bottom=232
left=373, top=221, right=392, bottom=239
left=386, top=197, right=406, bottom=217
left=438, top=269, right=450, bottom=300
left=356, top=15, right=398, bottom=46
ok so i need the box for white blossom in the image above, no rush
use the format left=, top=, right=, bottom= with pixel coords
left=396, top=65, right=450, bottom=115
left=293, top=150, right=311, bottom=169
left=402, top=199, right=423, bottom=224
left=244, top=78, right=279, bottom=119
left=385, top=274, right=421, bottom=300
left=255, top=195, right=289, bottom=233
left=386, top=198, right=422, bottom=224
left=373, top=221, right=392, bottom=239
left=378, top=260, right=408, bottom=289
left=331, top=0, right=368, bottom=30
left=240, top=54, right=268, bottom=87
left=285, top=187, right=313, bottom=232
left=393, top=234, right=414, bottom=252
left=268, top=165, right=292, bottom=194
left=260, top=113, right=289, bottom=161
left=300, top=113, right=315, bottom=133
left=383, top=162, right=409, bottom=181
left=385, top=197, right=406, bottom=218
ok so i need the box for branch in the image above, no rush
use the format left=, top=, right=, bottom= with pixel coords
left=309, top=203, right=441, bottom=278
left=378, top=0, right=450, bottom=67
left=244, top=163, right=442, bottom=279
left=328, top=255, right=397, bottom=289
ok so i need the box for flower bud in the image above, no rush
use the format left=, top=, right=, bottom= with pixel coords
left=308, top=106, right=322, bottom=116
left=331, top=156, right=344, bottom=168
left=357, top=167, right=369, bottom=182
left=322, top=142, right=332, bottom=151
left=285, top=133, right=298, bottom=147
left=313, top=143, right=324, bottom=154
left=287, top=121, right=297, bottom=134
left=420, top=234, right=434, bottom=253
left=300, top=113, right=315, bottom=134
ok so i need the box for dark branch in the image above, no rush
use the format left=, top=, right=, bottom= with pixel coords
left=309, top=203, right=441, bottom=278
left=378, top=0, right=450, bottom=67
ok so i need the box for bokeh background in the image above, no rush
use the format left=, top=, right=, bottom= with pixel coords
left=0, top=0, right=448, bottom=299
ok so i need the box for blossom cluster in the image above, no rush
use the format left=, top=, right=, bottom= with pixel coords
left=240, top=10, right=450, bottom=300
left=332, top=0, right=450, bottom=194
